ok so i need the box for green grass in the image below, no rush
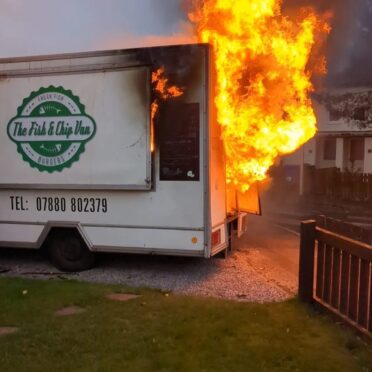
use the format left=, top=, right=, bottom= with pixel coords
left=0, top=278, right=370, bottom=372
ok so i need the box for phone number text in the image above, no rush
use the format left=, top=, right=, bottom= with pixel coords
left=35, top=197, right=108, bottom=213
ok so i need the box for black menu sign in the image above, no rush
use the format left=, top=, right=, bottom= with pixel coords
left=159, top=102, right=200, bottom=181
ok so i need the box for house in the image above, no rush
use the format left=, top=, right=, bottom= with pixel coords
left=282, top=87, right=372, bottom=195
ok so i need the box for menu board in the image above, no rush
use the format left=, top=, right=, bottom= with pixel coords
left=159, top=102, right=200, bottom=181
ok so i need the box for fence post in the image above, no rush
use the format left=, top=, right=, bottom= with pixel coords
left=316, top=214, right=326, bottom=228
left=299, top=220, right=316, bottom=303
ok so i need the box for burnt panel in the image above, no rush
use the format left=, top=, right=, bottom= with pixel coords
left=159, top=102, right=200, bottom=181
left=137, top=44, right=206, bottom=91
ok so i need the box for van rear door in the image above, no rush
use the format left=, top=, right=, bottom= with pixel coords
left=237, top=183, right=261, bottom=215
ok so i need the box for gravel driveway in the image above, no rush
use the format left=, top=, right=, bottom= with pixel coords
left=0, top=217, right=299, bottom=303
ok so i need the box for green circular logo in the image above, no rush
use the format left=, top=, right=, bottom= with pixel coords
left=7, top=86, right=96, bottom=173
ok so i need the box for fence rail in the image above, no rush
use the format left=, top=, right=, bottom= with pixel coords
left=317, top=215, right=372, bottom=245
left=299, top=219, right=372, bottom=337
left=312, top=168, right=372, bottom=201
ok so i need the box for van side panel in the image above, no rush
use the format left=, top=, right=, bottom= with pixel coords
left=0, top=45, right=209, bottom=256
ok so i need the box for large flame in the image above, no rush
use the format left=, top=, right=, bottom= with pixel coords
left=189, top=0, right=330, bottom=192
left=151, top=67, right=184, bottom=151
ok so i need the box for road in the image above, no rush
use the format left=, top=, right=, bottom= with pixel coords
left=243, top=215, right=299, bottom=275
left=238, top=215, right=300, bottom=294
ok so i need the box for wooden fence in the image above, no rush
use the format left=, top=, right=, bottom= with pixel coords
left=317, top=215, right=372, bottom=244
left=299, top=219, right=372, bottom=337
left=312, top=168, right=372, bottom=201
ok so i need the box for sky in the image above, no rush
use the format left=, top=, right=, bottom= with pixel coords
left=0, top=0, right=370, bottom=87
left=0, top=0, right=191, bottom=57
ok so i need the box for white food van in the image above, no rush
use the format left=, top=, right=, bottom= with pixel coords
left=0, top=44, right=261, bottom=271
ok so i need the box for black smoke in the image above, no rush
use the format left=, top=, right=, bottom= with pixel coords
left=284, top=0, right=372, bottom=88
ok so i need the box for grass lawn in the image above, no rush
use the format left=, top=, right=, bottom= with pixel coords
left=0, top=277, right=370, bottom=371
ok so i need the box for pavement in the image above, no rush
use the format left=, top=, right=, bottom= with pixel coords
left=241, top=214, right=300, bottom=294
left=244, top=215, right=299, bottom=275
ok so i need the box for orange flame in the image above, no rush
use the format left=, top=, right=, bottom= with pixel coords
left=150, top=67, right=184, bottom=151
left=189, top=0, right=330, bottom=192
left=152, top=67, right=184, bottom=99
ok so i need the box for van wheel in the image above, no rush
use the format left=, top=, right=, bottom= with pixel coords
left=48, top=229, right=96, bottom=272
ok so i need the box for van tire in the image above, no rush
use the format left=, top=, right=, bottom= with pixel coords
left=48, top=229, right=95, bottom=272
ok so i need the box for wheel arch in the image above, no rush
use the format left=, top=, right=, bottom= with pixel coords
left=38, top=222, right=93, bottom=250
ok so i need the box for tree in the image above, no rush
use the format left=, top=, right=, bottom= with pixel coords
left=315, top=91, right=372, bottom=129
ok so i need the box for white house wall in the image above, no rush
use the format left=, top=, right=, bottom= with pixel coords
left=282, top=138, right=315, bottom=167
left=315, top=136, right=336, bottom=169
left=335, top=138, right=345, bottom=170
left=364, top=138, right=372, bottom=173
left=303, top=138, right=316, bottom=166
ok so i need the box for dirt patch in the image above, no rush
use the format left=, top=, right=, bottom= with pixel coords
left=0, top=327, right=18, bottom=336
left=54, top=306, right=85, bottom=316
left=106, top=293, right=141, bottom=302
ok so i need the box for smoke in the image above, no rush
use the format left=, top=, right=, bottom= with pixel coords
left=284, top=0, right=372, bottom=88
left=103, top=25, right=195, bottom=51
left=0, top=0, right=369, bottom=88
left=335, top=0, right=372, bottom=87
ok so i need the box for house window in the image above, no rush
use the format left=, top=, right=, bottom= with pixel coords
left=353, top=107, right=366, bottom=121
left=323, top=138, right=336, bottom=161
left=350, top=138, right=365, bottom=161
left=329, top=108, right=342, bottom=121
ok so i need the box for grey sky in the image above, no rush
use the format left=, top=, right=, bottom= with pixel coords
left=0, top=0, right=188, bottom=57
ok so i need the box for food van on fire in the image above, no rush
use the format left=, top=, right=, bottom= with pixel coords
left=0, top=44, right=261, bottom=271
